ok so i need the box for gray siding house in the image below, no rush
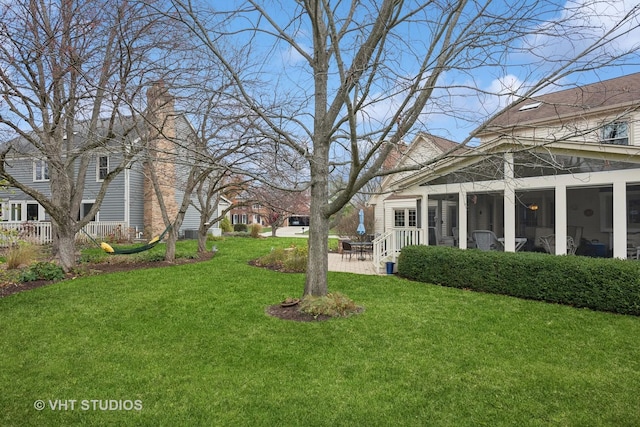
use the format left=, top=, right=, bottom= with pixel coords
left=0, top=85, right=227, bottom=244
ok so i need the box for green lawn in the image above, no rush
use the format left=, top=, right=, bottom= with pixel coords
left=1, top=237, right=639, bottom=426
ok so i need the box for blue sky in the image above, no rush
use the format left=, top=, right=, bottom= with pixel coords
left=240, top=0, right=640, bottom=145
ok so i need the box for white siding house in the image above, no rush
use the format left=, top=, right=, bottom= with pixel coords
left=371, top=73, right=640, bottom=268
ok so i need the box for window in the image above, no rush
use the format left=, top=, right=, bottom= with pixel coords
left=518, top=102, right=542, bottom=111
left=601, top=122, right=628, bottom=145
left=10, top=203, right=22, bottom=221
left=408, top=209, right=417, bottom=227
left=26, top=203, right=39, bottom=221
left=78, top=201, right=97, bottom=222
left=3, top=202, right=42, bottom=221
left=232, top=213, right=248, bottom=224
left=394, top=208, right=417, bottom=227
left=34, top=160, right=49, bottom=181
left=97, top=156, right=109, bottom=181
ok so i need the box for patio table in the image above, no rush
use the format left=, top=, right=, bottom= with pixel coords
left=349, top=241, right=373, bottom=261
left=497, top=237, right=527, bottom=251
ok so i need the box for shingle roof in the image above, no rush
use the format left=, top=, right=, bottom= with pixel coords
left=426, top=133, right=461, bottom=153
left=482, top=72, right=640, bottom=132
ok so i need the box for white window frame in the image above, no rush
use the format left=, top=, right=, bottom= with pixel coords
left=96, top=155, right=109, bottom=181
left=600, top=121, right=628, bottom=146
left=394, top=208, right=417, bottom=227
left=26, top=202, right=41, bottom=221
left=10, top=202, right=22, bottom=222
left=79, top=200, right=99, bottom=222
left=33, top=159, right=49, bottom=182
left=2, top=201, right=45, bottom=222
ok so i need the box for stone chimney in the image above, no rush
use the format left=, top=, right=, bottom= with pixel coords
left=143, top=81, right=178, bottom=238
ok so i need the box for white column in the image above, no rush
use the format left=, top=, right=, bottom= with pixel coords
left=436, top=198, right=443, bottom=244
left=555, top=184, right=567, bottom=255
left=503, top=153, right=516, bottom=252
left=124, top=168, right=130, bottom=226
left=613, top=181, right=627, bottom=259
left=459, top=189, right=468, bottom=249
left=421, top=195, right=429, bottom=245
left=503, top=188, right=516, bottom=252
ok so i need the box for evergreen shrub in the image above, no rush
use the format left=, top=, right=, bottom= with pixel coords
left=398, top=245, right=640, bottom=316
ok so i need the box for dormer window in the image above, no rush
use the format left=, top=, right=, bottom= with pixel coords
left=601, top=121, right=628, bottom=145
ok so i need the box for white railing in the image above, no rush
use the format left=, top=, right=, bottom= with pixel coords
left=0, top=221, right=129, bottom=246
left=373, top=228, right=425, bottom=270
left=373, top=231, right=392, bottom=267
left=0, top=221, right=53, bottom=246
left=77, top=221, right=129, bottom=243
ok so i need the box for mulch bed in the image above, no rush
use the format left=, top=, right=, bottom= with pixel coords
left=0, top=252, right=215, bottom=299
left=265, top=302, right=333, bottom=322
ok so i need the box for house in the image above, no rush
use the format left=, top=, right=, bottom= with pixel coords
left=372, top=73, right=640, bottom=267
left=0, top=83, right=229, bottom=244
left=225, top=178, right=311, bottom=228
left=368, top=132, right=462, bottom=250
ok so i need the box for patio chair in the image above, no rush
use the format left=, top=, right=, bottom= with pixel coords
left=341, top=241, right=354, bottom=260
left=471, top=230, right=504, bottom=251
left=363, top=241, right=374, bottom=259
left=539, top=234, right=577, bottom=255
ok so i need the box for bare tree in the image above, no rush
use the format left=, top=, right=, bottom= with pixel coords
left=143, top=67, right=262, bottom=260
left=252, top=184, right=310, bottom=237
left=170, top=0, right=640, bottom=296
left=0, top=0, right=184, bottom=270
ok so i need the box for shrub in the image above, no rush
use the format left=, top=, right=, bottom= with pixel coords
left=19, top=261, right=65, bottom=282
left=220, top=217, right=233, bottom=233
left=249, top=223, right=262, bottom=238
left=299, top=292, right=362, bottom=318
left=283, top=245, right=308, bottom=272
left=254, top=244, right=308, bottom=273
left=6, top=242, right=38, bottom=269
left=397, top=245, right=640, bottom=316
left=233, top=223, right=248, bottom=232
left=259, top=247, right=287, bottom=267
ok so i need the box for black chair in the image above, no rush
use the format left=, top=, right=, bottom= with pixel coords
left=341, top=241, right=354, bottom=260
left=363, top=242, right=374, bottom=259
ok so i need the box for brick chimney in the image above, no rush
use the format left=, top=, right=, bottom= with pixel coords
left=143, top=81, right=178, bottom=238
left=382, top=141, right=409, bottom=171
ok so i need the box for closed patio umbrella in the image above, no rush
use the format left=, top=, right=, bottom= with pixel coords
left=356, top=209, right=366, bottom=237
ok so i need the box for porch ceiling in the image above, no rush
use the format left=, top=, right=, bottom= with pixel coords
left=397, top=138, right=640, bottom=190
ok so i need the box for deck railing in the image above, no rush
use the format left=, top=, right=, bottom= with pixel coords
left=0, top=221, right=129, bottom=247
left=373, top=227, right=424, bottom=269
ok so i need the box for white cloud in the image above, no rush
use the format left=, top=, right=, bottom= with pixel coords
left=280, top=45, right=310, bottom=66
left=524, top=0, right=640, bottom=61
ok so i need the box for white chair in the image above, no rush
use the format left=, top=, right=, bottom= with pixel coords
left=539, top=234, right=577, bottom=255
left=471, top=230, right=504, bottom=251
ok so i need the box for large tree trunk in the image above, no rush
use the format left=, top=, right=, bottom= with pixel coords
left=164, top=225, right=179, bottom=262
left=52, top=222, right=77, bottom=272
left=304, top=151, right=330, bottom=297
left=197, top=230, right=208, bottom=253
